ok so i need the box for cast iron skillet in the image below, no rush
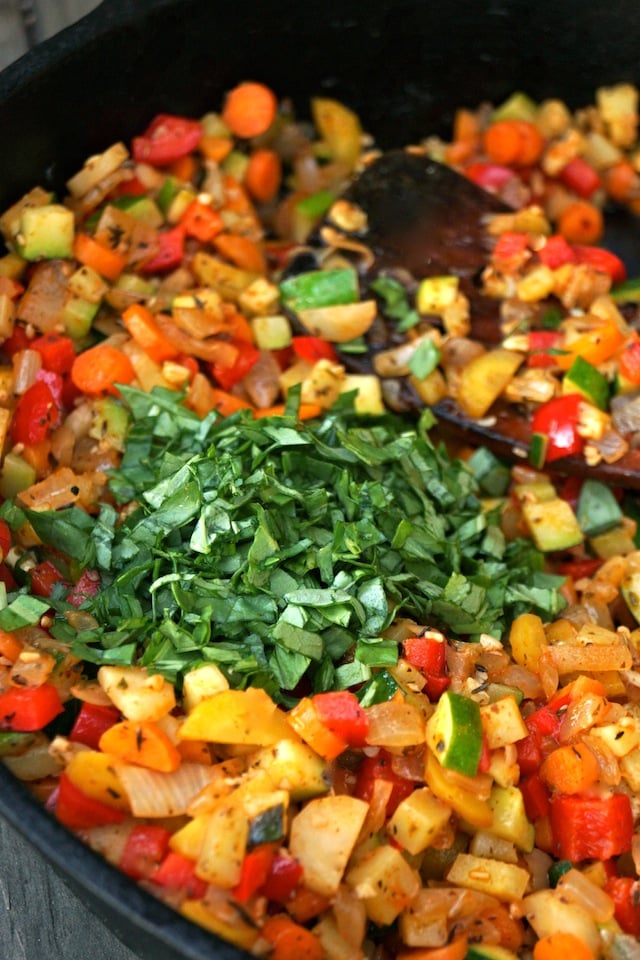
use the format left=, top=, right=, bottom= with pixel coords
left=2, top=0, right=640, bottom=957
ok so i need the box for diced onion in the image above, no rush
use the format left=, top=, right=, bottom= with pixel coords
left=115, top=762, right=219, bottom=817
left=556, top=868, right=615, bottom=923
left=12, top=348, right=41, bottom=395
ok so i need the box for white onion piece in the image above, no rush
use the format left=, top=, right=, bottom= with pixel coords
left=115, top=762, right=218, bottom=817
left=12, top=349, right=41, bottom=395
left=556, top=868, right=615, bottom=923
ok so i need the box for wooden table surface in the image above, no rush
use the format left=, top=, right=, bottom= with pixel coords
left=0, top=816, right=138, bottom=960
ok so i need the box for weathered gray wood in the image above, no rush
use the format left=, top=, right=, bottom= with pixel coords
left=0, top=816, right=139, bottom=960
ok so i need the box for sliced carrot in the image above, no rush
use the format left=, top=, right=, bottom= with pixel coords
left=540, top=740, right=600, bottom=794
left=558, top=200, right=604, bottom=245
left=20, top=440, right=52, bottom=478
left=533, top=932, right=596, bottom=960
left=71, top=344, right=136, bottom=396
left=221, top=303, right=254, bottom=344
left=167, top=153, right=197, bottom=183
left=253, top=403, right=323, bottom=421
left=453, top=107, right=480, bottom=143
left=551, top=675, right=607, bottom=706
left=213, top=233, right=267, bottom=275
left=261, top=916, right=323, bottom=960
left=483, top=119, right=543, bottom=167
left=285, top=886, right=332, bottom=923
left=245, top=148, right=282, bottom=204
left=199, top=134, right=233, bottom=164
left=122, top=303, right=181, bottom=364
left=0, top=630, right=22, bottom=663
left=397, top=936, right=468, bottom=960
left=209, top=388, right=253, bottom=417
left=99, top=719, right=181, bottom=773
left=222, top=81, right=278, bottom=139
left=73, top=232, right=128, bottom=281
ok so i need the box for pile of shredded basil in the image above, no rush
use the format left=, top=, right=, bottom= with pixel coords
left=0, top=388, right=566, bottom=705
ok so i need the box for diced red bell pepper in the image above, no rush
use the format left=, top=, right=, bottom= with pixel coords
left=355, top=748, right=415, bottom=815
left=559, top=157, right=602, bottom=199
left=464, top=162, right=515, bottom=191
left=31, top=334, right=76, bottom=374
left=526, top=704, right=563, bottom=739
left=424, top=673, right=451, bottom=700
left=151, top=851, right=207, bottom=899
left=557, top=474, right=583, bottom=510
left=538, top=233, right=577, bottom=269
left=526, top=330, right=563, bottom=368
left=2, top=325, right=31, bottom=357
left=477, top=732, right=492, bottom=774
left=0, top=683, right=63, bottom=731
left=29, top=560, right=69, bottom=598
left=139, top=225, right=186, bottom=274
left=556, top=557, right=604, bottom=579
left=605, top=876, right=640, bottom=937
left=109, top=176, right=148, bottom=198
left=0, top=564, right=16, bottom=591
left=549, top=792, right=633, bottom=861
left=515, top=731, right=543, bottom=777
left=531, top=393, right=585, bottom=463
left=67, top=569, right=101, bottom=608
left=69, top=701, right=120, bottom=750
left=492, top=231, right=530, bottom=263
left=10, top=380, right=61, bottom=445
left=233, top=844, right=276, bottom=902
left=261, top=853, right=304, bottom=902
left=0, top=520, right=12, bottom=558
left=120, top=824, right=172, bottom=880
left=572, top=244, right=627, bottom=284
left=55, top=771, right=126, bottom=830
left=311, top=690, right=369, bottom=748
left=403, top=634, right=447, bottom=674
left=519, top=772, right=551, bottom=820
left=619, top=338, right=640, bottom=386
left=209, top=339, right=260, bottom=391
left=291, top=336, right=339, bottom=364
left=131, top=114, right=203, bottom=166
left=180, top=200, right=224, bottom=243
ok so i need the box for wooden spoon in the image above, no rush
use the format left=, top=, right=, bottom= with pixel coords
left=338, top=150, right=640, bottom=489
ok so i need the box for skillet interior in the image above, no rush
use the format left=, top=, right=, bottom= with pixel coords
left=2, top=0, right=640, bottom=957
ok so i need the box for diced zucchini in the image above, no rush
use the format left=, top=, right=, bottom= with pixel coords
left=166, top=187, right=198, bottom=224
left=529, top=432, right=548, bottom=470
left=67, top=264, right=109, bottom=304
left=386, top=787, right=451, bottom=855
left=426, top=691, right=482, bottom=777
left=480, top=695, right=528, bottom=749
left=62, top=297, right=99, bottom=339
left=88, top=397, right=130, bottom=453
left=520, top=496, right=583, bottom=551
left=446, top=852, right=529, bottom=901
left=0, top=187, right=54, bottom=243
left=492, top=91, right=538, bottom=123
left=247, top=739, right=329, bottom=800
left=590, top=523, right=637, bottom=558
left=112, top=195, right=163, bottom=228
left=467, top=945, right=522, bottom=960
left=513, top=480, right=557, bottom=504
left=345, top=844, right=420, bottom=926
left=247, top=803, right=285, bottom=846
left=488, top=785, right=535, bottom=852
left=251, top=314, right=292, bottom=350
left=563, top=356, right=609, bottom=410
left=0, top=451, right=37, bottom=499
left=18, top=204, right=75, bottom=261
left=611, top=276, right=640, bottom=304
left=340, top=374, right=385, bottom=415
left=577, top=478, right=623, bottom=537
left=0, top=731, right=37, bottom=757
left=221, top=150, right=250, bottom=182
left=196, top=798, right=248, bottom=887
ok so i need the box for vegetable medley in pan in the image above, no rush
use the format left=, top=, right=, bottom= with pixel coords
left=2, top=79, right=640, bottom=960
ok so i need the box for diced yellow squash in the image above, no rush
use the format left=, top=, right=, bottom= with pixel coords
left=191, top=251, right=259, bottom=301
left=340, top=374, right=385, bottom=415
left=346, top=845, right=420, bottom=926
left=289, top=795, right=368, bottom=897
left=246, top=739, right=330, bottom=800
left=179, top=687, right=297, bottom=745
left=65, top=750, right=129, bottom=811
left=589, top=716, right=640, bottom=757
left=98, top=666, right=176, bottom=722
left=488, top=785, right=535, bottom=852
left=523, top=889, right=600, bottom=954
left=509, top=612, right=548, bottom=672
left=456, top=348, right=524, bottom=419
left=180, top=898, right=259, bottom=951
left=196, top=799, right=248, bottom=887
left=182, top=663, right=229, bottom=713
left=424, top=749, right=493, bottom=829
left=312, top=98, right=363, bottom=169
left=446, top=852, right=529, bottom=901
left=469, top=829, right=519, bottom=864
left=169, top=813, right=210, bottom=860
left=297, top=300, right=377, bottom=343
left=480, top=696, right=528, bottom=750
left=386, top=787, right=451, bottom=855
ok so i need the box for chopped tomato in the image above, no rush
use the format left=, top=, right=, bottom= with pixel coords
left=0, top=684, right=64, bottom=731
left=131, top=114, right=203, bottom=166
left=10, top=380, right=60, bottom=445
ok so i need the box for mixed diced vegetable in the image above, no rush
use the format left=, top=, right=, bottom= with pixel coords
left=1, top=79, right=640, bottom=960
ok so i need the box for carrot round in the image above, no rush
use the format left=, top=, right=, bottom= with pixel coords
left=533, top=932, right=596, bottom=960
left=558, top=200, right=604, bottom=244
left=0, top=629, right=22, bottom=663
left=483, top=119, right=544, bottom=167
left=397, top=936, right=468, bottom=960
left=71, top=344, right=135, bottom=396
left=540, top=741, right=600, bottom=794
left=222, top=81, right=278, bottom=139
left=603, top=159, right=639, bottom=203
left=261, top=916, right=323, bottom=960
left=253, top=403, right=323, bottom=421
left=245, top=148, right=282, bottom=203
